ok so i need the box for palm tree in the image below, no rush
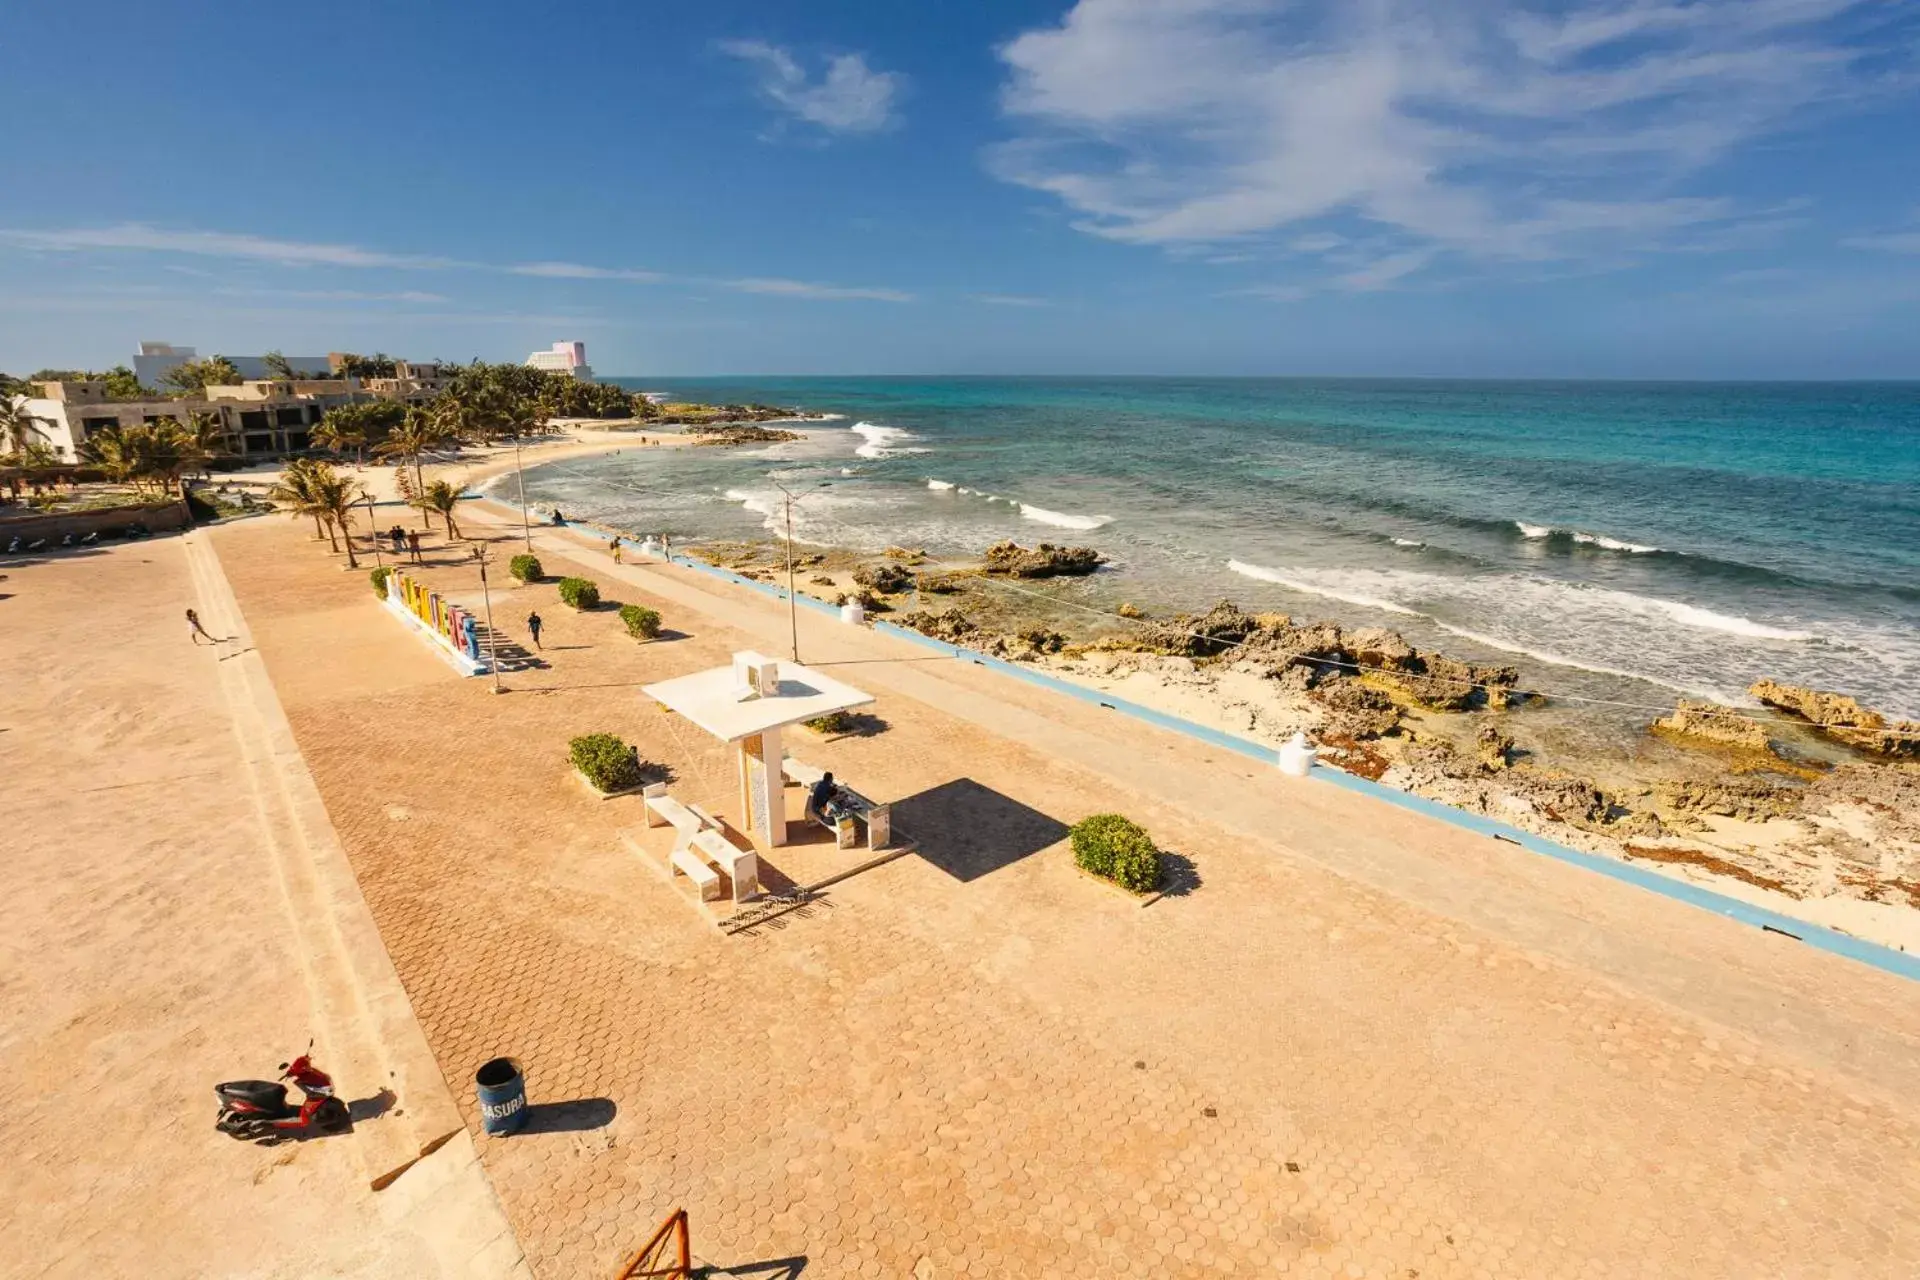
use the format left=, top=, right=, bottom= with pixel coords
left=1, top=395, right=49, bottom=456
left=145, top=420, right=207, bottom=497
left=309, top=468, right=369, bottom=568
left=312, top=414, right=368, bottom=464
left=415, top=479, right=464, bottom=540
left=83, top=426, right=144, bottom=492
left=269, top=458, right=334, bottom=545
left=374, top=406, right=450, bottom=520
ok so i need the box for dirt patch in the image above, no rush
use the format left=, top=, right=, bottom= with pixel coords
left=1623, top=843, right=1797, bottom=897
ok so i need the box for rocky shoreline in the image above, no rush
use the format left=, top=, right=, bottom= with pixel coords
left=683, top=536, right=1920, bottom=950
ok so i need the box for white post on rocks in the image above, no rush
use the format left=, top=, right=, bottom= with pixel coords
left=840, top=600, right=865, bottom=626
left=1278, top=730, right=1317, bottom=777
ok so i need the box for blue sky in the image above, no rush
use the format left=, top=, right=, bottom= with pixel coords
left=5, top=0, right=1920, bottom=378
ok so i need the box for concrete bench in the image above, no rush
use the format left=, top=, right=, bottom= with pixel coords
left=807, top=784, right=892, bottom=852
left=692, top=828, right=760, bottom=904
left=781, top=755, right=827, bottom=788
left=669, top=846, right=723, bottom=902
left=644, top=787, right=711, bottom=853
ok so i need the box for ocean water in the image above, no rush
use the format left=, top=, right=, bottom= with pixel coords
left=502, top=378, right=1920, bottom=720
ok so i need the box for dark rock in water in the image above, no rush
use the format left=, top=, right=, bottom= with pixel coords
left=1749, top=679, right=1919, bottom=759
left=1307, top=676, right=1402, bottom=740
left=898, top=608, right=976, bottom=642
left=1476, top=724, right=1514, bottom=772
left=685, top=424, right=803, bottom=446
left=980, top=540, right=1105, bottom=579
left=853, top=562, right=915, bottom=594
left=1652, top=700, right=1774, bottom=753
left=1117, top=602, right=1146, bottom=619
left=1381, top=652, right=1520, bottom=711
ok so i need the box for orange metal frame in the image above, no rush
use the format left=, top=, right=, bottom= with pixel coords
left=613, top=1208, right=691, bottom=1279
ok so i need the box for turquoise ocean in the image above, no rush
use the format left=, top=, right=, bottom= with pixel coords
left=500, top=378, right=1920, bottom=724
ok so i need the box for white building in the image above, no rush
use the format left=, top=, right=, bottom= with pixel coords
left=525, top=340, right=593, bottom=382
left=132, top=341, right=332, bottom=387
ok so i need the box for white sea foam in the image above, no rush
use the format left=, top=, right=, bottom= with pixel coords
left=1226, top=560, right=1419, bottom=615
left=722, top=488, right=775, bottom=518
left=849, top=421, right=924, bottom=459
left=927, top=479, right=955, bottom=491
left=1515, top=521, right=1554, bottom=539
left=1642, top=597, right=1813, bottom=641
left=1572, top=531, right=1662, bottom=554
left=1391, top=537, right=1425, bottom=548
left=1019, top=503, right=1113, bottom=531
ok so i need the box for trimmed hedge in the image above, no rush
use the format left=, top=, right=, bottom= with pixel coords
left=557, top=576, right=600, bottom=610
left=1070, top=813, right=1162, bottom=894
left=619, top=603, right=661, bottom=640
left=570, top=732, right=643, bottom=794
left=369, top=565, right=393, bottom=599
left=509, top=553, right=543, bottom=583
left=805, top=710, right=855, bottom=735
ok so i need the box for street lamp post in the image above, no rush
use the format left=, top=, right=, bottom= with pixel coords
left=767, top=476, right=831, bottom=664
left=364, top=490, right=383, bottom=569
left=514, top=437, right=532, bottom=552
left=472, top=543, right=502, bottom=694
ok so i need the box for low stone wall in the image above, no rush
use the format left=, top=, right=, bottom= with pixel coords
left=0, top=499, right=191, bottom=543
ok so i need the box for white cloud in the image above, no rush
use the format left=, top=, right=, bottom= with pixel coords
left=725, top=277, right=913, bottom=302
left=0, top=222, right=460, bottom=268
left=0, top=223, right=912, bottom=302
left=510, top=261, right=664, bottom=281
left=991, top=0, right=1907, bottom=285
left=1843, top=230, right=1920, bottom=254
left=970, top=293, right=1051, bottom=307
left=721, top=39, right=903, bottom=134
left=215, top=287, right=450, bottom=303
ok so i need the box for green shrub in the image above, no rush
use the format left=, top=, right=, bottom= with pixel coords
left=618, top=603, right=661, bottom=640
left=509, top=553, right=543, bottom=583
left=557, top=576, right=600, bottom=610
left=369, top=565, right=393, bottom=598
left=569, top=732, right=643, bottom=793
left=805, top=710, right=855, bottom=735
left=1070, top=813, right=1161, bottom=894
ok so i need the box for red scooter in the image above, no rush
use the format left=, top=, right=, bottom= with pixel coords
left=214, top=1041, right=351, bottom=1144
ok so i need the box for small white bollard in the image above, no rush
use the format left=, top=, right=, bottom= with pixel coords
left=1277, top=731, right=1317, bottom=777
left=840, top=601, right=866, bottom=626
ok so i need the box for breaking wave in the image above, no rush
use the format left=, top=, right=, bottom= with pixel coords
left=1019, top=503, right=1113, bottom=531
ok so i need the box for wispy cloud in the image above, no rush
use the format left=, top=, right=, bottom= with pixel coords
left=0, top=222, right=460, bottom=268
left=0, top=222, right=910, bottom=302
left=725, top=277, right=913, bottom=302
left=1843, top=228, right=1920, bottom=253
left=215, top=287, right=450, bottom=303
left=510, top=261, right=665, bottom=282
left=970, top=293, right=1051, bottom=307
left=990, top=0, right=1912, bottom=288
left=720, top=39, right=904, bottom=134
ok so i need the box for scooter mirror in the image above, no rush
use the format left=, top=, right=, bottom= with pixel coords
left=278, top=1062, right=289, bottom=1072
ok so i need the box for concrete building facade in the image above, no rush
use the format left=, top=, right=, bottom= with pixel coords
left=14, top=379, right=362, bottom=462
left=132, top=342, right=333, bottom=387
left=525, top=341, right=593, bottom=382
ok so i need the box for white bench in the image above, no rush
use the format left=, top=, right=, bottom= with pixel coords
left=668, top=847, right=722, bottom=901
left=781, top=755, right=827, bottom=788
left=644, top=786, right=761, bottom=903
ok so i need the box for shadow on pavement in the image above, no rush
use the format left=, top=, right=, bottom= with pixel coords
left=519, top=1097, right=617, bottom=1134
left=894, top=777, right=1070, bottom=883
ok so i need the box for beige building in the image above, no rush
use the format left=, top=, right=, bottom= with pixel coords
left=15, top=378, right=364, bottom=462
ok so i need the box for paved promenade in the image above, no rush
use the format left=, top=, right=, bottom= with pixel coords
left=200, top=505, right=1920, bottom=1280
left=0, top=533, right=525, bottom=1278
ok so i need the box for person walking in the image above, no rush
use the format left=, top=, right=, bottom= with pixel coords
left=660, top=533, right=672, bottom=564
left=390, top=525, right=407, bottom=557
left=526, top=610, right=544, bottom=650
left=611, top=536, right=623, bottom=565
left=407, top=530, right=422, bottom=563
left=186, top=608, right=216, bottom=646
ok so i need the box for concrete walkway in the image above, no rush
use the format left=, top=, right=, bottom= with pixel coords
left=0, top=532, right=527, bottom=1279
left=202, top=505, right=1920, bottom=1279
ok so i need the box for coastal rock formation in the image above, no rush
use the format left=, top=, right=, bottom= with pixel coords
left=1132, top=600, right=1519, bottom=710
left=884, top=546, right=928, bottom=564
left=898, top=608, right=976, bottom=643
left=1651, top=699, right=1774, bottom=753
left=1306, top=676, right=1402, bottom=740
left=915, top=572, right=964, bottom=594
left=853, top=562, right=915, bottom=594
left=991, top=628, right=1068, bottom=661
left=1116, top=602, right=1146, bottom=619
left=1749, top=679, right=1920, bottom=759
left=980, top=541, right=1105, bottom=579
left=685, top=424, right=804, bottom=446
left=1655, top=778, right=1802, bottom=824
left=1477, top=725, right=1515, bottom=772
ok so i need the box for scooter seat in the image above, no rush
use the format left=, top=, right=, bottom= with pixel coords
left=216, top=1079, right=289, bottom=1112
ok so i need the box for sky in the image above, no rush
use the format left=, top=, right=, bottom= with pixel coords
left=4, top=0, right=1920, bottom=379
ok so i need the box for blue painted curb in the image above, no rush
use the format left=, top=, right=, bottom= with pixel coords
left=599, top=536, right=1918, bottom=984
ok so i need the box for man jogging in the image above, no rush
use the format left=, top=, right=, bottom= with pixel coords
left=526, top=610, right=544, bottom=650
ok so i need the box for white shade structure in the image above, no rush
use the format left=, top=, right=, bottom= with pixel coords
left=643, top=652, right=875, bottom=845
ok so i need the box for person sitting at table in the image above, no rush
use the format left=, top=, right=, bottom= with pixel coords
left=807, top=772, right=845, bottom=827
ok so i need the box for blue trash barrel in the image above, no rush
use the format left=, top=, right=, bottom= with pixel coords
left=475, top=1057, right=527, bottom=1135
